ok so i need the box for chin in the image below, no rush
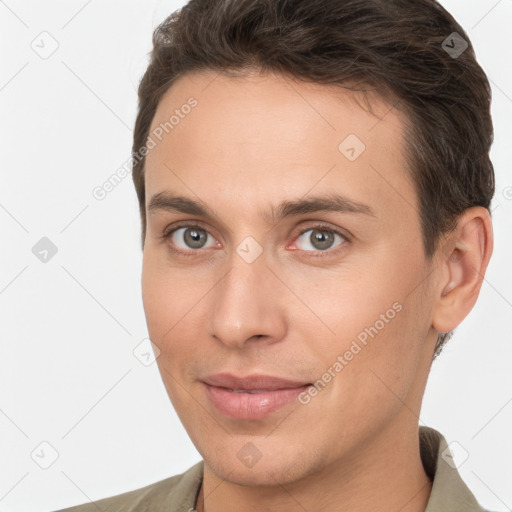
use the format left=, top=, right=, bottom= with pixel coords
left=203, top=442, right=315, bottom=487
left=210, top=460, right=304, bottom=487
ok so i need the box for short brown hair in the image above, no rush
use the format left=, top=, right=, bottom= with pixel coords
left=131, top=0, right=494, bottom=357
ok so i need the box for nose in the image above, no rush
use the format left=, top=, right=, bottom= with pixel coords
left=206, top=252, right=287, bottom=350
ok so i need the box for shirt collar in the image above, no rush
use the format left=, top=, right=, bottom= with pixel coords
left=420, top=426, right=487, bottom=511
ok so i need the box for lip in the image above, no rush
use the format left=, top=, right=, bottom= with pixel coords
left=201, top=373, right=311, bottom=420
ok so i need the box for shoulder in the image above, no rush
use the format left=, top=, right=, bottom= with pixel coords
left=54, top=461, right=203, bottom=512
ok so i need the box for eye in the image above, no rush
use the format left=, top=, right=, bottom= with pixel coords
left=294, top=227, right=347, bottom=253
left=167, top=225, right=219, bottom=251
left=162, top=222, right=349, bottom=258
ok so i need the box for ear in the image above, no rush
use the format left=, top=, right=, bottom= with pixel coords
left=431, top=206, right=494, bottom=334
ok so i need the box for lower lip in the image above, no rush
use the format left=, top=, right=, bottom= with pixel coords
left=203, top=383, right=311, bottom=420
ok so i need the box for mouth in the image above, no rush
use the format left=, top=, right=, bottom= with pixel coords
left=201, top=373, right=312, bottom=420
left=228, top=389, right=279, bottom=393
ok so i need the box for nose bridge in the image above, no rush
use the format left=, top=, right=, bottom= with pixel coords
left=207, top=249, right=285, bottom=349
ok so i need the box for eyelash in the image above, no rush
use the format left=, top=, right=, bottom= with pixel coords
left=160, top=221, right=350, bottom=259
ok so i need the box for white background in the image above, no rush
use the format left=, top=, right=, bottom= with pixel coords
left=1, top=0, right=511, bottom=511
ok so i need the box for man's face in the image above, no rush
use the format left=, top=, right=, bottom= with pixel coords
left=142, top=70, right=439, bottom=485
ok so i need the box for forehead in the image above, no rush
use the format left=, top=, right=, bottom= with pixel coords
left=144, top=70, right=417, bottom=226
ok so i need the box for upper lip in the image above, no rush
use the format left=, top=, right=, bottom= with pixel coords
left=202, top=373, right=311, bottom=391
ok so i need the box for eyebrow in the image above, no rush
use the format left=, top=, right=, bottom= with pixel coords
left=147, top=191, right=376, bottom=223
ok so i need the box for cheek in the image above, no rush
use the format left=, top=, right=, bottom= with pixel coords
left=141, top=252, right=216, bottom=387
left=279, top=261, right=403, bottom=352
left=286, top=251, right=428, bottom=398
left=141, top=251, right=203, bottom=339
left=141, top=258, right=171, bottom=340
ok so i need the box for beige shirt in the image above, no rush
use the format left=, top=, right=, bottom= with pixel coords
left=56, top=426, right=490, bottom=511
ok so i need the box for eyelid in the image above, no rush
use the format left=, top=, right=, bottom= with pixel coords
left=293, top=221, right=351, bottom=242
left=162, top=219, right=216, bottom=239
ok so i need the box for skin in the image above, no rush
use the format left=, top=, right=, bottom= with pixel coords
left=141, top=70, right=493, bottom=512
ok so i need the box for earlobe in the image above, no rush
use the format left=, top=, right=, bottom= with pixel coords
left=431, top=207, right=493, bottom=334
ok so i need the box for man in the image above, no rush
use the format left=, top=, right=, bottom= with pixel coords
left=58, top=0, right=495, bottom=510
